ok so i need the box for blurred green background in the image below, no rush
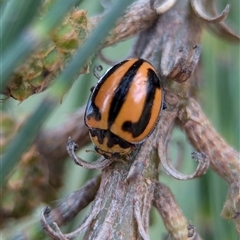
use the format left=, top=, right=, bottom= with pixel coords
left=1, top=0, right=239, bottom=239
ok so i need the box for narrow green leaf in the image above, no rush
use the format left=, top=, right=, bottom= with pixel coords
left=0, top=0, right=42, bottom=51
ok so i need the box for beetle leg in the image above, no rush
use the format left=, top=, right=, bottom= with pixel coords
left=67, top=137, right=114, bottom=169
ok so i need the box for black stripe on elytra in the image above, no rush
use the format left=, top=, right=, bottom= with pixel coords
left=122, top=68, right=161, bottom=138
left=108, top=59, right=145, bottom=128
left=85, top=60, right=128, bottom=123
left=89, top=128, right=133, bottom=149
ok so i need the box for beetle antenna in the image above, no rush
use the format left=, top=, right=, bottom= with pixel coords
left=93, top=65, right=103, bottom=80
left=86, top=149, right=100, bottom=156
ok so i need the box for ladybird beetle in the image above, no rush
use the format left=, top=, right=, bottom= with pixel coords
left=84, top=58, right=163, bottom=159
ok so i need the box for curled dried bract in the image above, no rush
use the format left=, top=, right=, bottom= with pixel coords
left=150, top=0, right=177, bottom=14
left=190, top=0, right=240, bottom=43
left=191, top=0, right=230, bottom=23
left=67, top=137, right=113, bottom=169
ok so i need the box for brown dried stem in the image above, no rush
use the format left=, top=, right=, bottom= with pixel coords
left=40, top=1, right=239, bottom=238
left=178, top=98, right=240, bottom=231
left=153, top=182, right=202, bottom=240
left=41, top=89, right=207, bottom=239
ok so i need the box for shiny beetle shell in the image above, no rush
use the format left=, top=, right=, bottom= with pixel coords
left=84, top=58, right=163, bottom=158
